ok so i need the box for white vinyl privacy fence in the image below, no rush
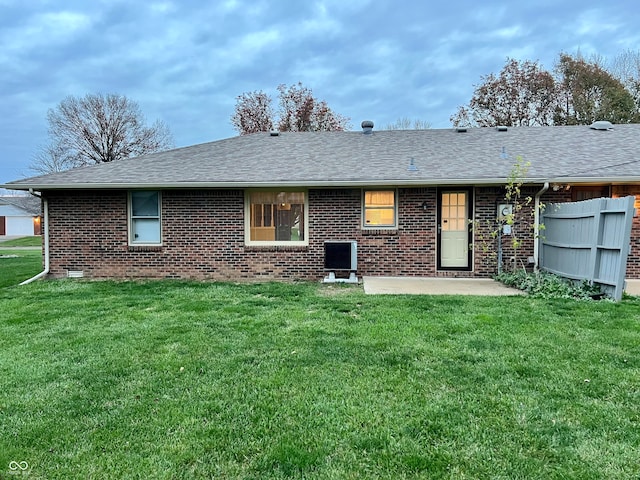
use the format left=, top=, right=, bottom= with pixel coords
left=539, top=196, right=636, bottom=300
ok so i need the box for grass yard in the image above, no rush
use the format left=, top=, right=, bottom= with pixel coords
left=0, top=249, right=43, bottom=288
left=0, top=280, right=639, bottom=479
left=0, top=235, right=42, bottom=247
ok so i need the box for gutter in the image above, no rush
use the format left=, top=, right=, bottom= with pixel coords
left=3, top=175, right=640, bottom=192
left=1, top=178, right=523, bottom=190
left=533, top=182, right=549, bottom=270
left=20, top=198, right=49, bottom=285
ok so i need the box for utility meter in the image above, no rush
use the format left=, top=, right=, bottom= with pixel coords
left=497, top=204, right=513, bottom=235
left=497, top=203, right=513, bottom=221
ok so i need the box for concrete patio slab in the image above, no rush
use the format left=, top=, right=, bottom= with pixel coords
left=625, top=279, right=640, bottom=296
left=363, top=277, right=525, bottom=296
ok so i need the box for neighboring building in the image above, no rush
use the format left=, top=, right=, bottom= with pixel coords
left=0, top=196, right=41, bottom=236
left=2, top=122, right=639, bottom=280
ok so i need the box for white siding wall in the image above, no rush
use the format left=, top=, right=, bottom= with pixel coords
left=0, top=205, right=36, bottom=235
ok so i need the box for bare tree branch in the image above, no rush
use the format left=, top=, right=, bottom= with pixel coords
left=29, top=143, right=76, bottom=175
left=610, top=49, right=640, bottom=114
left=385, top=117, right=431, bottom=130
left=32, top=93, right=174, bottom=174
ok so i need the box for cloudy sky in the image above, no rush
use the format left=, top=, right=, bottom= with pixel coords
left=1, top=0, right=639, bottom=185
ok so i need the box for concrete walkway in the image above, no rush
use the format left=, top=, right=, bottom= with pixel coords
left=363, top=276, right=640, bottom=297
left=363, top=277, right=525, bottom=296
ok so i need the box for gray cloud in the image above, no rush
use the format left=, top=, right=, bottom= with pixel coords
left=1, top=0, right=639, bottom=183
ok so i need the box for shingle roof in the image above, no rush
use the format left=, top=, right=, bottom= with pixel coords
left=4, top=124, right=640, bottom=190
left=0, top=195, right=41, bottom=214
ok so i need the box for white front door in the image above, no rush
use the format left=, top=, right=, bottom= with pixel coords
left=439, top=191, right=470, bottom=269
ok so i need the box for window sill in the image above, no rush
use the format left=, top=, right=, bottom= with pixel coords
left=361, top=228, right=398, bottom=236
left=244, top=244, right=309, bottom=252
left=128, top=245, right=163, bottom=252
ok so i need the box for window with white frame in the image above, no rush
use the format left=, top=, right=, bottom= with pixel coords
left=246, top=191, right=307, bottom=244
left=363, top=190, right=397, bottom=228
left=129, top=191, right=161, bottom=244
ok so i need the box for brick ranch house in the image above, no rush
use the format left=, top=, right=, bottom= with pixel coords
left=3, top=121, right=640, bottom=281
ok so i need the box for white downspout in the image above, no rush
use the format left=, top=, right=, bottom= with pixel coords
left=21, top=198, right=49, bottom=285
left=533, top=182, right=549, bottom=271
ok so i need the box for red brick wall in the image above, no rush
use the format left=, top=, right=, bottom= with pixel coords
left=42, top=186, right=639, bottom=281
left=348, top=188, right=439, bottom=277
left=472, top=187, right=502, bottom=276
left=473, top=186, right=532, bottom=276
left=44, top=189, right=440, bottom=281
left=472, top=186, right=576, bottom=276
left=46, top=189, right=316, bottom=280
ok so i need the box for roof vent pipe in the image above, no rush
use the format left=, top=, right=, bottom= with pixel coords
left=589, top=121, right=613, bottom=130
left=361, top=120, right=374, bottom=134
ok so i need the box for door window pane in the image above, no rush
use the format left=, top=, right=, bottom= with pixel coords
left=441, top=192, right=467, bottom=232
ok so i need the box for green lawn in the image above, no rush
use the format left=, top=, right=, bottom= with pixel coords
left=0, top=249, right=43, bottom=288
left=1, top=280, right=639, bottom=479
left=0, top=235, right=42, bottom=247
